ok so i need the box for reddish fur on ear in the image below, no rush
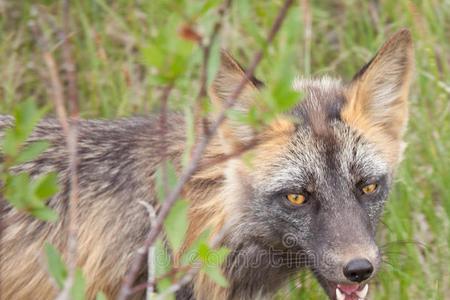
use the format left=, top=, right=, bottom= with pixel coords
left=342, top=29, right=414, bottom=164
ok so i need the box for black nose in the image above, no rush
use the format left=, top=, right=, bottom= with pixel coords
left=343, top=259, right=373, bottom=282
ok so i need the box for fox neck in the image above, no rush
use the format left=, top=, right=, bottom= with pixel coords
left=179, top=137, right=296, bottom=299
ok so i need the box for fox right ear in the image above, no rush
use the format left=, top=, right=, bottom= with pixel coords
left=209, top=51, right=262, bottom=151
left=342, top=29, right=414, bottom=164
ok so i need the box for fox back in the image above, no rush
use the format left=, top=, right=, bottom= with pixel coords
left=0, top=29, right=413, bottom=300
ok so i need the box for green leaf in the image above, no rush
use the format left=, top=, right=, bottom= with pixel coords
left=197, top=243, right=230, bottom=267
left=154, top=239, right=174, bottom=300
left=2, top=129, right=20, bottom=157
left=4, top=172, right=59, bottom=221
left=95, top=292, right=107, bottom=300
left=182, top=107, right=195, bottom=168
left=270, top=82, right=301, bottom=112
left=155, top=161, right=178, bottom=203
left=164, top=199, right=188, bottom=251
left=197, top=242, right=211, bottom=262
left=44, top=243, right=68, bottom=289
left=4, top=172, right=33, bottom=209
left=33, top=172, right=59, bottom=199
left=70, top=269, right=86, bottom=300
left=197, top=243, right=230, bottom=286
left=202, top=264, right=228, bottom=287
left=226, top=106, right=263, bottom=130
left=13, top=99, right=46, bottom=143
left=180, top=228, right=211, bottom=265
left=142, top=44, right=164, bottom=69
left=15, top=141, right=49, bottom=164
left=154, top=239, right=171, bottom=276
left=168, top=53, right=191, bottom=80
left=29, top=205, right=58, bottom=222
left=207, top=40, right=221, bottom=86
left=1, top=99, right=47, bottom=159
left=196, top=0, right=222, bottom=17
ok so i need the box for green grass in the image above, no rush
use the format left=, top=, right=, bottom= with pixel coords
left=1, top=1, right=449, bottom=299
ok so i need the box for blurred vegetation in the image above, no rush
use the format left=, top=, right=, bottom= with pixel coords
left=0, top=100, right=59, bottom=221
left=0, top=0, right=449, bottom=299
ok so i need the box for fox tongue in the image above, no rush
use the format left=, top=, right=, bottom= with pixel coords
left=336, top=284, right=369, bottom=300
left=337, top=284, right=360, bottom=295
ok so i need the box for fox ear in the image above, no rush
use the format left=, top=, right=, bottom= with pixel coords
left=209, top=51, right=262, bottom=151
left=342, top=29, right=414, bottom=164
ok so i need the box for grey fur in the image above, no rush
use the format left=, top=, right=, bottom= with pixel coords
left=0, top=115, right=185, bottom=299
left=0, top=30, right=413, bottom=300
left=205, top=87, right=392, bottom=299
left=0, top=94, right=395, bottom=300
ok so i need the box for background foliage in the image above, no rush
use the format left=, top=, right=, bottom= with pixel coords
left=0, top=0, right=449, bottom=299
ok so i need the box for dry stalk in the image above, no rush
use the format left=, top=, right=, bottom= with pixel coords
left=32, top=1, right=80, bottom=298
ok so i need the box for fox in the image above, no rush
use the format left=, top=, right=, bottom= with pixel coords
left=0, top=29, right=413, bottom=300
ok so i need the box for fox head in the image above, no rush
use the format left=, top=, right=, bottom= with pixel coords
left=207, top=29, right=413, bottom=299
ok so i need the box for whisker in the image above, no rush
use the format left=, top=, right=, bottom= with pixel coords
left=380, top=239, right=427, bottom=249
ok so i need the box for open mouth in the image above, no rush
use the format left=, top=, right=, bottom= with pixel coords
left=312, top=266, right=373, bottom=300
left=332, top=283, right=369, bottom=300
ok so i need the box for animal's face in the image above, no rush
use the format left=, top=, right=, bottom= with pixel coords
left=210, top=30, right=413, bottom=300
left=245, top=120, right=389, bottom=299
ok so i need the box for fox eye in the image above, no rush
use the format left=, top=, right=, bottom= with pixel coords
left=362, top=183, right=378, bottom=194
left=286, top=193, right=306, bottom=205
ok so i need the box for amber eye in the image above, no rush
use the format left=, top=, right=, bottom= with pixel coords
left=362, top=183, right=378, bottom=194
left=287, top=193, right=306, bottom=205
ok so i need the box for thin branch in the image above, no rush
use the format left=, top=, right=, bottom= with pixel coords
left=60, top=0, right=80, bottom=277
left=129, top=265, right=191, bottom=295
left=151, top=56, right=174, bottom=300
left=60, top=0, right=79, bottom=115
left=156, top=263, right=201, bottom=300
left=194, top=0, right=232, bottom=137
left=31, top=1, right=80, bottom=299
left=300, top=0, right=312, bottom=75
left=138, top=200, right=157, bottom=299
left=197, top=0, right=232, bottom=99
left=198, top=137, right=259, bottom=168
left=45, top=52, right=70, bottom=134
left=158, top=84, right=173, bottom=198
left=117, top=0, right=294, bottom=298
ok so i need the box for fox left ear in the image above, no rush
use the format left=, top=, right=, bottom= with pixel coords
left=342, top=29, right=414, bottom=164
left=209, top=51, right=263, bottom=152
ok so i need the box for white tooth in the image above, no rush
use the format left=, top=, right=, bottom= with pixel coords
left=336, top=288, right=346, bottom=300
left=356, top=284, right=369, bottom=299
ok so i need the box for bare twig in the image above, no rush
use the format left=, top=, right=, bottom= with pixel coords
left=193, top=0, right=232, bottom=137
left=60, top=0, right=78, bottom=114
left=57, top=1, right=80, bottom=298
left=117, top=0, right=294, bottom=299
left=138, top=200, right=157, bottom=299
left=156, top=263, right=201, bottom=300
left=32, top=1, right=80, bottom=299
left=129, top=265, right=191, bottom=295
left=158, top=84, right=173, bottom=197
left=300, top=0, right=312, bottom=75
left=150, top=63, right=174, bottom=300
left=44, top=52, right=69, bottom=133
left=60, top=0, right=80, bottom=280
left=197, top=0, right=232, bottom=99
left=198, top=138, right=259, bottom=168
